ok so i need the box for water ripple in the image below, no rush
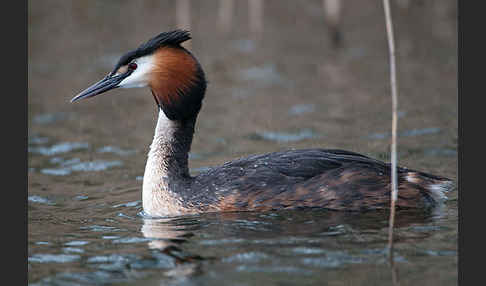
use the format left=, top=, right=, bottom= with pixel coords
left=96, top=146, right=136, bottom=156
left=41, top=160, right=123, bottom=176
left=64, top=240, right=89, bottom=246
left=249, top=129, right=318, bottom=143
left=28, top=195, right=55, bottom=205
left=368, top=127, right=441, bottom=140
left=29, top=254, right=80, bottom=263
left=289, top=104, right=316, bottom=115
left=222, top=252, right=269, bottom=263
left=29, top=142, right=89, bottom=156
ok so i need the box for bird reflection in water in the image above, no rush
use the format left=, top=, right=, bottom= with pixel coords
left=141, top=217, right=205, bottom=279
left=139, top=208, right=440, bottom=285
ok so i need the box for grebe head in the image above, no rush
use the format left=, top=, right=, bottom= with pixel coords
left=71, top=30, right=207, bottom=121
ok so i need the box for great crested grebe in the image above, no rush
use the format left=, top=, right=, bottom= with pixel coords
left=72, top=30, right=453, bottom=217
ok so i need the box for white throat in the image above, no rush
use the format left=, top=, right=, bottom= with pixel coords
left=141, top=109, right=194, bottom=217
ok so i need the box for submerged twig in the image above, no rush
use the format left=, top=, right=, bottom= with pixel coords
left=382, top=0, right=399, bottom=276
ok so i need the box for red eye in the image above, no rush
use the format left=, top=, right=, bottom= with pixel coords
left=128, top=62, right=138, bottom=70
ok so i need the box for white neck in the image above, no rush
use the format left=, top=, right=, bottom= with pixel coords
left=142, top=108, right=195, bottom=217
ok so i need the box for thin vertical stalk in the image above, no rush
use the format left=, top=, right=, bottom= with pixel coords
left=218, top=0, right=234, bottom=34
left=249, top=0, right=264, bottom=38
left=323, top=0, right=341, bottom=26
left=176, top=0, right=191, bottom=49
left=382, top=0, right=399, bottom=269
left=323, top=0, right=342, bottom=45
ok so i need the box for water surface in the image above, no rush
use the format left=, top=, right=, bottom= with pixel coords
left=29, top=1, right=457, bottom=285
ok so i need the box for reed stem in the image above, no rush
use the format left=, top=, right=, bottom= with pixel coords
left=382, top=0, right=399, bottom=271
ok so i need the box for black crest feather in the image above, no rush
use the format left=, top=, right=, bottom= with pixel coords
left=111, top=30, right=192, bottom=74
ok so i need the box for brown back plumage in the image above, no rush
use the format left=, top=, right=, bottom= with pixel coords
left=187, top=149, right=453, bottom=213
